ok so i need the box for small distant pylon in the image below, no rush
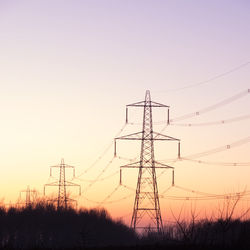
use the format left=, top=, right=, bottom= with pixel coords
left=44, top=158, right=81, bottom=208
left=115, top=90, right=180, bottom=233
left=19, top=186, right=37, bottom=207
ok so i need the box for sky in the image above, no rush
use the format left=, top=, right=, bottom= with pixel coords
left=0, top=0, right=250, bottom=226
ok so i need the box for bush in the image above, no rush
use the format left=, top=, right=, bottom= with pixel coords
left=0, top=202, right=137, bottom=249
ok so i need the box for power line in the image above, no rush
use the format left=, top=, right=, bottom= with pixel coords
left=162, top=193, right=250, bottom=201
left=101, top=193, right=134, bottom=205
left=173, top=185, right=222, bottom=197
left=121, top=184, right=136, bottom=192
left=185, top=136, right=250, bottom=159
left=128, top=113, right=250, bottom=127
left=160, top=136, right=250, bottom=162
left=160, top=185, right=250, bottom=201
left=97, top=184, right=121, bottom=207
left=81, top=185, right=134, bottom=205
left=74, top=156, right=138, bottom=183
left=161, top=185, right=173, bottom=195
left=83, top=157, right=116, bottom=192
left=143, top=88, right=250, bottom=135
left=155, top=61, right=250, bottom=93
left=171, top=114, right=250, bottom=127
left=128, top=90, right=250, bottom=128
left=162, top=195, right=248, bottom=201
left=181, top=157, right=250, bottom=167
left=170, top=89, right=250, bottom=123
left=75, top=170, right=119, bottom=183
left=82, top=185, right=121, bottom=205
left=76, top=123, right=126, bottom=178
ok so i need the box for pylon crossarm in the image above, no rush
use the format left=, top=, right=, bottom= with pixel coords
left=150, top=101, right=170, bottom=108
left=50, top=165, right=60, bottom=168
left=64, top=181, right=81, bottom=186
left=154, top=161, right=174, bottom=169
left=127, top=101, right=145, bottom=107
left=64, top=164, right=75, bottom=168
left=126, top=101, right=169, bottom=123
left=50, top=163, right=74, bottom=168
left=50, top=164, right=75, bottom=175
left=44, top=182, right=59, bottom=195
left=44, top=181, right=59, bottom=186
left=120, top=161, right=141, bottom=168
left=115, top=131, right=143, bottom=140
left=127, top=101, right=169, bottom=108
left=64, top=181, right=81, bottom=195
left=115, top=132, right=179, bottom=141
left=119, top=161, right=173, bottom=185
left=115, top=132, right=143, bottom=156
left=122, top=166, right=173, bottom=169
left=153, top=132, right=180, bottom=141
left=120, top=162, right=175, bottom=169
left=20, top=189, right=37, bottom=195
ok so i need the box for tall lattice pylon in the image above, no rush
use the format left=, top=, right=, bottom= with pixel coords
left=19, top=186, right=37, bottom=207
left=44, top=158, right=81, bottom=208
left=115, top=90, right=180, bottom=233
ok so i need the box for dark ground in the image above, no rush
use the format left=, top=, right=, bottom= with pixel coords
left=0, top=203, right=250, bottom=250
left=1, top=245, right=248, bottom=250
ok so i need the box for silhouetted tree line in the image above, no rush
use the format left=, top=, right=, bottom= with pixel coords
left=140, top=218, right=250, bottom=250
left=0, top=202, right=137, bottom=249
left=0, top=201, right=250, bottom=249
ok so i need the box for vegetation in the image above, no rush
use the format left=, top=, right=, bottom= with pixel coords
left=0, top=200, right=249, bottom=249
left=140, top=219, right=250, bottom=250
left=0, top=202, right=137, bottom=249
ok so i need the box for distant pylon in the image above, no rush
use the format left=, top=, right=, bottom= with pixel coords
left=19, top=186, right=37, bottom=207
left=115, top=90, right=180, bottom=233
left=44, top=158, right=81, bottom=208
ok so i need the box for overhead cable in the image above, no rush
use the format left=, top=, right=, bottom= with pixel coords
left=156, top=61, right=250, bottom=93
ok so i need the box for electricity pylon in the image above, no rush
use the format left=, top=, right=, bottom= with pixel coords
left=44, top=158, right=81, bottom=208
left=19, top=186, right=37, bottom=206
left=115, top=90, right=180, bottom=233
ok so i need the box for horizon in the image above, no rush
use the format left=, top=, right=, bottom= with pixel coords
left=0, top=0, right=250, bottom=229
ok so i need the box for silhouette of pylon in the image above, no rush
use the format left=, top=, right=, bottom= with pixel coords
left=58, top=158, right=67, bottom=207
left=19, top=186, right=37, bottom=207
left=115, top=90, right=180, bottom=233
left=44, top=158, right=81, bottom=208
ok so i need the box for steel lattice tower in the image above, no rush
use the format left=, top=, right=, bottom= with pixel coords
left=19, top=186, right=37, bottom=207
left=58, top=158, right=67, bottom=207
left=44, top=158, right=81, bottom=208
left=115, top=90, right=180, bottom=232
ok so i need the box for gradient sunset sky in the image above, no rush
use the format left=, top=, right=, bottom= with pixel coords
left=0, top=0, right=250, bottom=225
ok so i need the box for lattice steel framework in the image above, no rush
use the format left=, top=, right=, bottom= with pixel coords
left=115, top=90, right=180, bottom=233
left=19, top=186, right=37, bottom=207
left=44, top=158, right=81, bottom=208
